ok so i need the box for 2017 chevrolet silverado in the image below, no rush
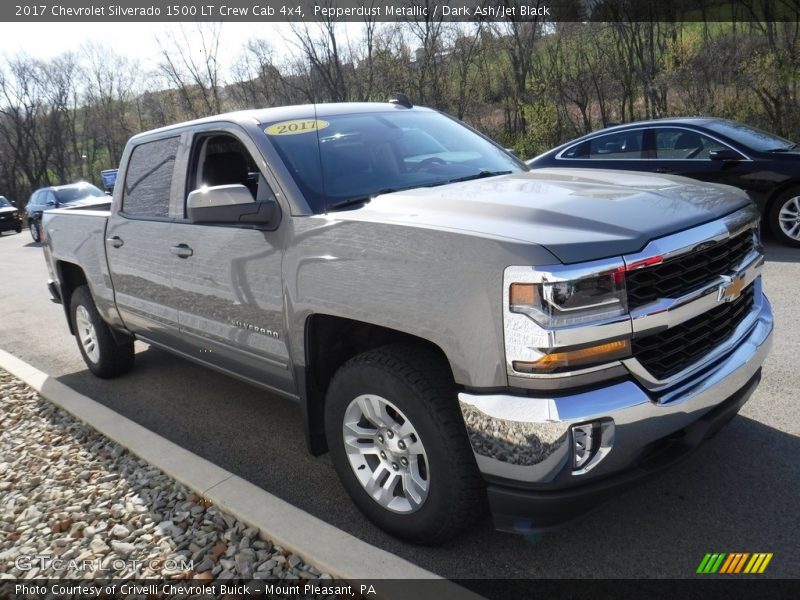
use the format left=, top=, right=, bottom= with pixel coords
left=42, top=102, right=773, bottom=544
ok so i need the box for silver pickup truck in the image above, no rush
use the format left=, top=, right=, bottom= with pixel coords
left=42, top=101, right=773, bottom=544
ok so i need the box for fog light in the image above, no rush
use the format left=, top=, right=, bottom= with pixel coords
left=572, top=423, right=597, bottom=469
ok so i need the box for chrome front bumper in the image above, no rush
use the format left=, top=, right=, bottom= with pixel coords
left=459, top=293, right=773, bottom=486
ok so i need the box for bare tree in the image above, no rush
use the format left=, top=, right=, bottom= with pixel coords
left=156, top=23, right=223, bottom=118
left=81, top=43, right=143, bottom=166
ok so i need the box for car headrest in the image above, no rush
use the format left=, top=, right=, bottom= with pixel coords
left=204, top=152, right=249, bottom=187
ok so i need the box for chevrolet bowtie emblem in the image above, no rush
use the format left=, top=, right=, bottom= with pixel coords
left=718, top=274, right=745, bottom=303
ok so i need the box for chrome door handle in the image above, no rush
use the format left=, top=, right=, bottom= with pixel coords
left=170, top=244, right=193, bottom=258
left=106, top=236, right=124, bottom=248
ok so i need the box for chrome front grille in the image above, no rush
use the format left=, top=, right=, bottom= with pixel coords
left=627, top=229, right=755, bottom=310
left=632, top=284, right=755, bottom=380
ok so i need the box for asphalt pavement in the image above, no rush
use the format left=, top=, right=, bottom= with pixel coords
left=0, top=229, right=797, bottom=579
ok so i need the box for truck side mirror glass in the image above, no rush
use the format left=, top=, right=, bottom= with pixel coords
left=187, top=184, right=278, bottom=228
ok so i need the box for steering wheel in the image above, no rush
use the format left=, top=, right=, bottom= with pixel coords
left=411, top=157, right=447, bottom=172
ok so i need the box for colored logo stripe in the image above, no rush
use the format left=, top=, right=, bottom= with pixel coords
left=744, top=553, right=773, bottom=574
left=697, top=553, right=773, bottom=574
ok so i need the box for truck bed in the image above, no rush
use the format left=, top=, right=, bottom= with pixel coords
left=42, top=203, right=118, bottom=327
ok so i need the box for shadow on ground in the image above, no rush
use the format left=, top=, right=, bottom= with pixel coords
left=53, top=345, right=800, bottom=580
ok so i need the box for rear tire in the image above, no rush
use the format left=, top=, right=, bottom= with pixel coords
left=324, top=344, right=485, bottom=544
left=70, top=285, right=134, bottom=378
left=768, top=187, right=800, bottom=247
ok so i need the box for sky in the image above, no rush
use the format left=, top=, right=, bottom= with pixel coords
left=0, top=21, right=366, bottom=76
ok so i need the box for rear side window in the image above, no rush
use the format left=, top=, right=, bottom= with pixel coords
left=588, top=130, right=644, bottom=158
left=122, top=137, right=179, bottom=218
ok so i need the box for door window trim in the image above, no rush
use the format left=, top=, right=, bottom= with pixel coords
left=556, top=125, right=752, bottom=162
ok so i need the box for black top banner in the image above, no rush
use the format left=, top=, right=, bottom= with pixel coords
left=2, top=0, right=800, bottom=22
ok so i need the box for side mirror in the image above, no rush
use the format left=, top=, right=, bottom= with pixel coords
left=187, top=184, right=277, bottom=227
left=46, top=201, right=56, bottom=206
left=709, top=149, right=742, bottom=162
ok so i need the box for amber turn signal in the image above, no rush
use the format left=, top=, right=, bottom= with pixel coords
left=510, top=282, right=536, bottom=307
left=513, top=339, right=630, bottom=373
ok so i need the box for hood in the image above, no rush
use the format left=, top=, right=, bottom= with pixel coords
left=0, top=206, right=17, bottom=214
left=334, top=168, right=752, bottom=264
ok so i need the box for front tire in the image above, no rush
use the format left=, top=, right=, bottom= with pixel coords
left=768, top=187, right=800, bottom=247
left=70, top=286, right=134, bottom=378
left=324, top=345, right=485, bottom=544
left=29, top=220, right=41, bottom=242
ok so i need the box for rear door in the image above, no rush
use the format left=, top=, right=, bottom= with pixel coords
left=106, top=135, right=184, bottom=346
left=168, top=127, right=295, bottom=395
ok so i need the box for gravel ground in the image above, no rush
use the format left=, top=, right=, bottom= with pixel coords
left=0, top=369, right=332, bottom=586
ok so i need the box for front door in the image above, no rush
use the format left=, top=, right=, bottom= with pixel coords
left=168, top=130, right=295, bottom=396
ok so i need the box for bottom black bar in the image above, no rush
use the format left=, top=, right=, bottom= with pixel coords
left=1, top=578, right=798, bottom=600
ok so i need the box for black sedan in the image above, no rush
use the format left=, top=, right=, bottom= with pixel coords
left=25, top=183, right=106, bottom=242
left=527, top=118, right=800, bottom=246
left=0, top=196, right=22, bottom=235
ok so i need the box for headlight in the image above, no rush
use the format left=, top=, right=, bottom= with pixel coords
left=509, top=268, right=627, bottom=328
left=503, top=261, right=633, bottom=379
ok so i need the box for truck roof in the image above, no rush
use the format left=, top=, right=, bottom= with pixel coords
left=128, top=102, right=434, bottom=143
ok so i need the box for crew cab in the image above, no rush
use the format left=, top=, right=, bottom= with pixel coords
left=42, top=102, right=773, bottom=543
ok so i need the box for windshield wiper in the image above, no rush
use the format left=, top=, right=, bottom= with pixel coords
left=327, top=188, right=399, bottom=211
left=447, top=170, right=513, bottom=184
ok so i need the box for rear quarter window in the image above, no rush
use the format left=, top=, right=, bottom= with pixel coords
left=122, top=137, right=180, bottom=218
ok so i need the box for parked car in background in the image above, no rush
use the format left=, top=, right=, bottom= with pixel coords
left=25, top=183, right=107, bottom=242
left=527, top=118, right=800, bottom=247
left=0, top=196, right=22, bottom=235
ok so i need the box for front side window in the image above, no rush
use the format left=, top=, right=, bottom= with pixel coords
left=587, top=130, right=644, bottom=159
left=188, top=134, right=266, bottom=205
left=122, top=137, right=179, bottom=218
left=654, top=128, right=729, bottom=159
left=262, top=110, right=523, bottom=212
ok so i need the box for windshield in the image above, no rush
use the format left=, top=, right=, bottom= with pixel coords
left=262, top=110, right=524, bottom=212
left=704, top=120, right=794, bottom=152
left=0, top=197, right=11, bottom=207
left=54, top=184, right=106, bottom=204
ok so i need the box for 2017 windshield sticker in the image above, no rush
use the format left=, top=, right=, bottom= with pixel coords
left=265, top=119, right=329, bottom=136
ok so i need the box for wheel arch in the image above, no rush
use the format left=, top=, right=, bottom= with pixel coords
left=300, top=313, right=453, bottom=456
left=56, top=261, right=89, bottom=335
left=764, top=181, right=800, bottom=223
